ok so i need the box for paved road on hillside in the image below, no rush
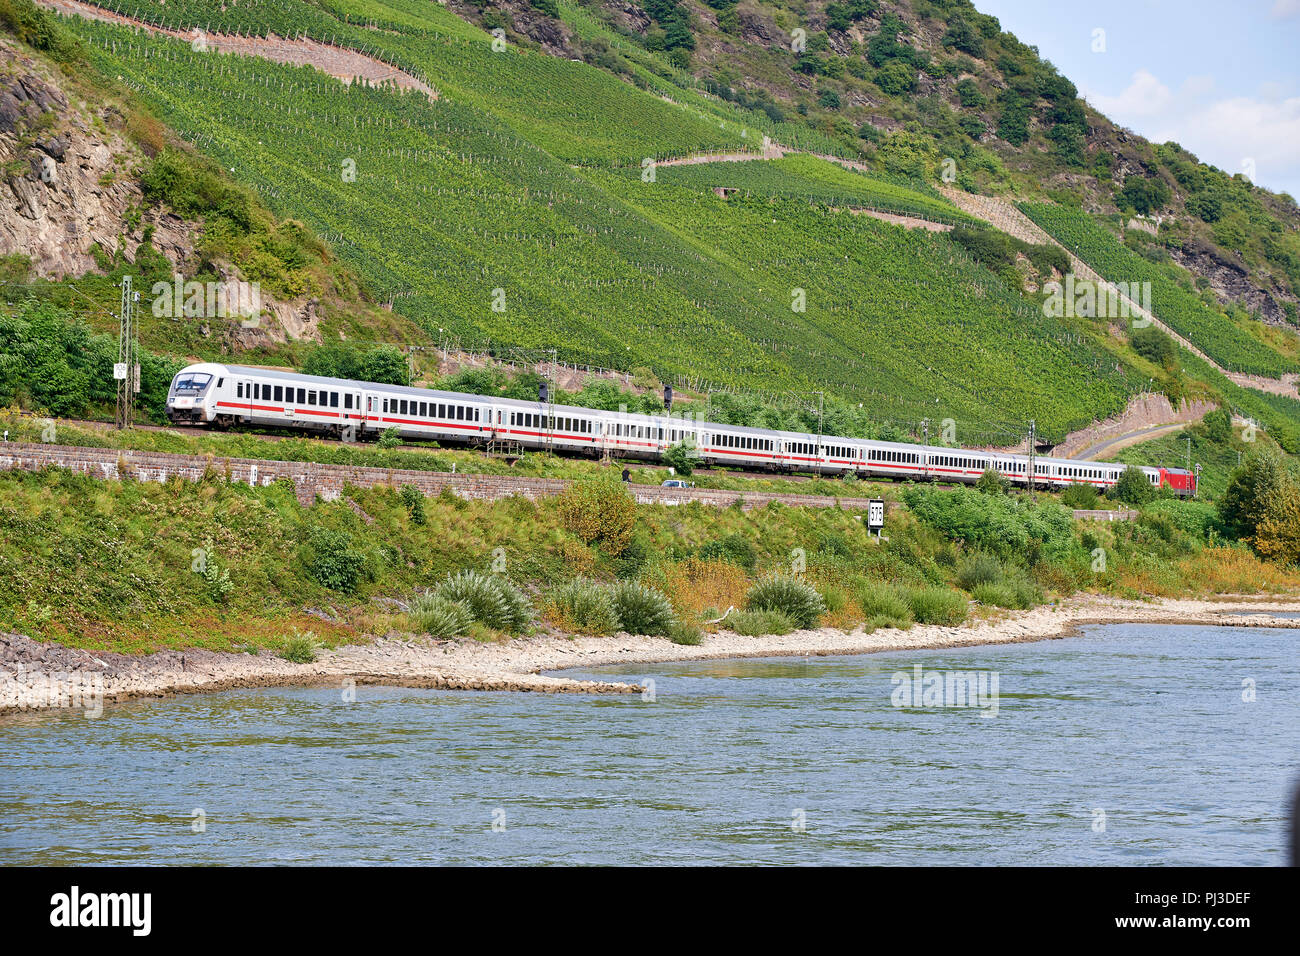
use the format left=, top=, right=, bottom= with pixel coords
left=1070, top=422, right=1190, bottom=461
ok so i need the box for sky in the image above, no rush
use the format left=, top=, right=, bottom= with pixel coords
left=972, top=0, right=1300, bottom=198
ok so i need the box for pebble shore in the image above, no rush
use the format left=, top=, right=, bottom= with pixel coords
left=2, top=594, right=1297, bottom=716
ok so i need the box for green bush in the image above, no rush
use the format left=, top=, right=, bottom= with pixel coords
left=434, top=569, right=531, bottom=633
left=399, top=485, right=426, bottom=525
left=746, top=574, right=826, bottom=629
left=377, top=427, right=402, bottom=449
left=557, top=475, right=637, bottom=555
left=547, top=579, right=621, bottom=635
left=1061, top=483, right=1100, bottom=510
left=902, top=486, right=1075, bottom=560
left=304, top=527, right=367, bottom=594
left=728, top=608, right=797, bottom=636
left=663, top=441, right=696, bottom=476
left=696, top=533, right=757, bottom=570
left=1109, top=465, right=1156, bottom=506
left=857, top=582, right=914, bottom=626
left=972, top=581, right=1019, bottom=608
left=668, top=621, right=704, bottom=646
left=610, top=580, right=676, bottom=636
left=955, top=553, right=1002, bottom=590
left=407, top=592, right=474, bottom=637
left=279, top=629, right=319, bottom=663
left=1142, top=499, right=1222, bottom=539
left=906, top=587, right=968, bottom=625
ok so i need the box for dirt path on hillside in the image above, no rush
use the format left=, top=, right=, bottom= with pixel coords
left=935, top=186, right=1298, bottom=401
left=38, top=0, right=438, bottom=100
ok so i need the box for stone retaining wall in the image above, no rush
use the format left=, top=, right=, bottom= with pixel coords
left=0, top=442, right=883, bottom=512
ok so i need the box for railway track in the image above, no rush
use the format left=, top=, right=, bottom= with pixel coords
left=25, top=415, right=977, bottom=490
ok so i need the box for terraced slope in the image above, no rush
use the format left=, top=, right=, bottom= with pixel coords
left=1021, top=204, right=1296, bottom=380
left=49, top=7, right=1148, bottom=442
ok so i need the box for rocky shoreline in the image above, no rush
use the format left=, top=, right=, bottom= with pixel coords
left=2, top=594, right=1297, bottom=716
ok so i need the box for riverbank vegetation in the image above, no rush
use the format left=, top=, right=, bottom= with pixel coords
left=2, top=457, right=1296, bottom=656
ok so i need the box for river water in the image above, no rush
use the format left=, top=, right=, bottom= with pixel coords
left=1, top=623, right=1296, bottom=865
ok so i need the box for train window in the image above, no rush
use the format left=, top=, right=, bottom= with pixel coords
left=331, top=393, right=339, bottom=408
left=418, top=402, right=426, bottom=417
left=399, top=400, right=407, bottom=415
left=307, top=390, right=317, bottom=405
left=217, top=378, right=224, bottom=388
left=344, top=394, right=352, bottom=409
left=237, top=383, right=243, bottom=398
left=271, top=386, right=279, bottom=402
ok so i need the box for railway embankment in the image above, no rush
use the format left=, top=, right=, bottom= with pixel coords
left=0, top=441, right=886, bottom=511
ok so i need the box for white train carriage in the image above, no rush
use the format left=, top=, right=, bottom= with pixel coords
left=164, top=363, right=1196, bottom=496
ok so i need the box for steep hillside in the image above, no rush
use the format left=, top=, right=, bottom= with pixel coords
left=472, top=0, right=1300, bottom=327
left=1, top=0, right=1297, bottom=449
left=0, top=5, right=433, bottom=369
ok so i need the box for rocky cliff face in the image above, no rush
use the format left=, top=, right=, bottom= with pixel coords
left=0, top=36, right=323, bottom=348
left=0, top=38, right=192, bottom=278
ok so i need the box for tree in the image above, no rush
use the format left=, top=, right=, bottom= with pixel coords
left=817, top=88, right=841, bottom=110
left=996, top=91, right=1030, bottom=146
left=942, top=18, right=984, bottom=58
left=1118, top=175, right=1171, bottom=215
left=1252, top=477, right=1300, bottom=565
left=1220, top=449, right=1285, bottom=539
left=663, top=440, right=696, bottom=475
left=1130, top=326, right=1177, bottom=368
left=976, top=467, right=1008, bottom=494
left=1109, top=465, right=1156, bottom=506
left=360, top=346, right=408, bottom=385
left=955, top=78, right=985, bottom=109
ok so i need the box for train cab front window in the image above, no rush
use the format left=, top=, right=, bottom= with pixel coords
left=171, top=372, right=213, bottom=396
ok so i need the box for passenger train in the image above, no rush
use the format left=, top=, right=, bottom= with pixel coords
left=165, top=363, right=1197, bottom=496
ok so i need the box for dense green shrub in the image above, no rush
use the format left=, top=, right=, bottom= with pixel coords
left=668, top=621, right=704, bottom=645
left=662, top=441, right=696, bottom=476
left=696, top=533, right=757, bottom=570
left=434, top=570, right=531, bottom=633
left=557, top=476, right=637, bottom=555
left=955, top=553, right=1003, bottom=590
left=399, top=485, right=426, bottom=525
left=857, top=582, right=914, bottom=625
left=610, top=580, right=676, bottom=635
left=971, top=579, right=1038, bottom=609
left=1061, top=483, right=1100, bottom=509
left=746, top=574, right=826, bottom=628
left=1142, top=499, right=1222, bottom=539
left=1109, top=466, right=1157, bottom=506
left=902, top=487, right=1075, bottom=560
left=906, top=587, right=968, bottom=624
left=546, top=579, right=621, bottom=635
left=279, top=630, right=319, bottom=663
left=728, top=608, right=797, bottom=636
left=304, top=527, right=367, bottom=593
left=407, top=592, right=473, bottom=637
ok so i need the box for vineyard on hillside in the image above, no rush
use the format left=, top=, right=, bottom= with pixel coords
left=1020, top=203, right=1296, bottom=378
left=63, top=0, right=750, bottom=165
left=648, top=154, right=975, bottom=224
left=60, top=15, right=1148, bottom=442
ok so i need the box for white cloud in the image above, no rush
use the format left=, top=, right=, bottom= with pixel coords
left=1083, top=70, right=1172, bottom=119
left=1083, top=69, right=1300, bottom=196
left=1271, top=0, right=1300, bottom=20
